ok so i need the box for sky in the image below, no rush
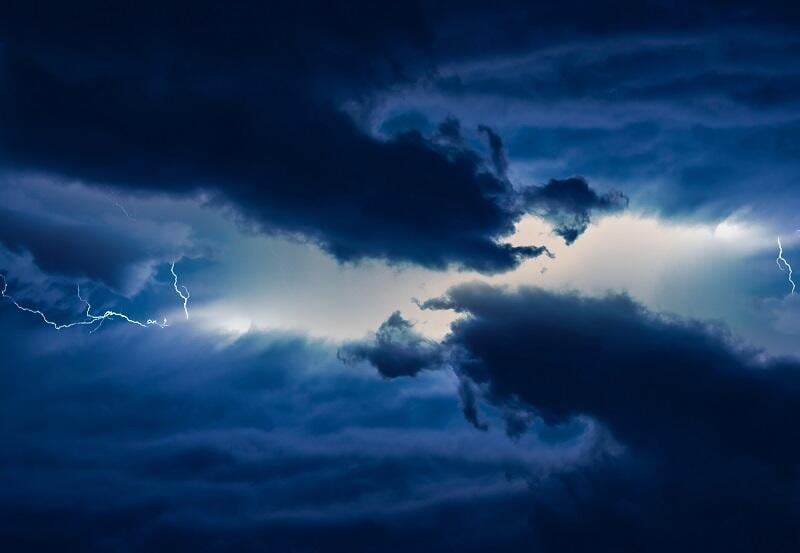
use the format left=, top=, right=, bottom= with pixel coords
left=2, top=2, right=800, bottom=551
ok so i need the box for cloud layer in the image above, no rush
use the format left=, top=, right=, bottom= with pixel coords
left=2, top=3, right=800, bottom=551
left=0, top=313, right=599, bottom=552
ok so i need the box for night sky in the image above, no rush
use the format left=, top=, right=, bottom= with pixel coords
left=2, top=2, right=800, bottom=551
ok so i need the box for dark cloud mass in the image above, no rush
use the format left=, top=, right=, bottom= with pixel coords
left=0, top=1, right=652, bottom=274
left=359, top=283, right=800, bottom=550
left=524, top=177, right=629, bottom=244
left=0, top=54, right=549, bottom=272
left=0, top=3, right=544, bottom=274
left=338, top=311, right=442, bottom=378
left=3, top=2, right=800, bottom=552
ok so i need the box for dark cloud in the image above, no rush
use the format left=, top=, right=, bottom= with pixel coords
left=501, top=409, right=533, bottom=440
left=0, top=205, right=187, bottom=294
left=523, top=177, right=628, bottom=244
left=457, top=378, right=488, bottom=431
left=3, top=3, right=800, bottom=551
left=0, top=2, right=798, bottom=248
left=1, top=54, right=558, bottom=273
left=359, top=283, right=800, bottom=550
left=478, top=124, right=508, bottom=177
left=338, top=311, right=443, bottom=378
left=433, top=35, right=800, bottom=107
left=402, top=30, right=800, bottom=226
left=13, top=2, right=783, bottom=272
left=0, top=2, right=564, bottom=274
left=0, top=177, right=199, bottom=299
left=436, top=116, right=464, bottom=144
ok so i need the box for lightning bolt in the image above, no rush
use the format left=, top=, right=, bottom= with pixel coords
left=0, top=275, right=168, bottom=332
left=1, top=196, right=193, bottom=332
left=171, top=260, right=190, bottom=320
left=776, top=236, right=796, bottom=295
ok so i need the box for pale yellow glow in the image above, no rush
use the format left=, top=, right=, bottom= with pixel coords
left=197, top=212, right=780, bottom=347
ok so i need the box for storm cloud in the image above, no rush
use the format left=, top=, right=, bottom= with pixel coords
left=0, top=3, right=558, bottom=274
left=338, top=310, right=443, bottom=378
left=523, top=177, right=629, bottom=244
left=357, top=283, right=800, bottom=550
left=0, top=311, right=596, bottom=553
left=3, top=2, right=800, bottom=551
left=13, top=1, right=778, bottom=274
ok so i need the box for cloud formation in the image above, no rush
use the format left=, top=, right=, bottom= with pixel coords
left=0, top=316, right=597, bottom=552
left=356, top=283, right=800, bottom=550
left=523, top=177, right=629, bottom=244
left=378, top=29, right=800, bottom=228
left=3, top=3, right=800, bottom=551
left=338, top=311, right=443, bottom=378
left=0, top=2, right=640, bottom=274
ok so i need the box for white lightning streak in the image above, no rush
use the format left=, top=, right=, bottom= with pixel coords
left=0, top=275, right=168, bottom=332
left=171, top=260, right=190, bottom=320
left=776, top=237, right=796, bottom=295
left=2, top=198, right=192, bottom=332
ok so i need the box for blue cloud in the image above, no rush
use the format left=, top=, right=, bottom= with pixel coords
left=0, top=315, right=598, bottom=551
